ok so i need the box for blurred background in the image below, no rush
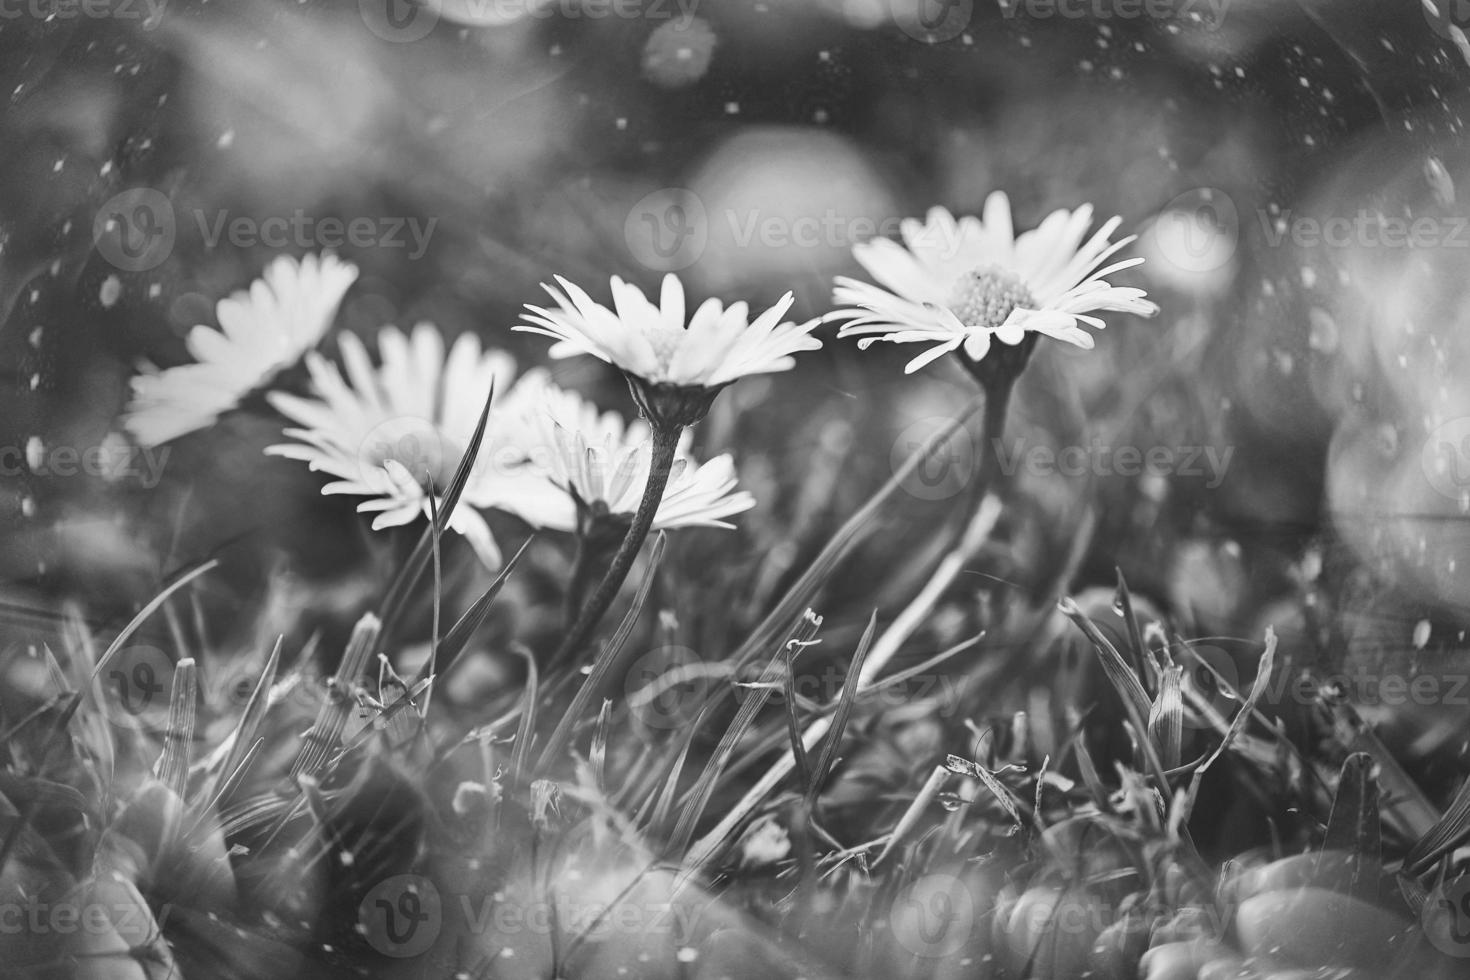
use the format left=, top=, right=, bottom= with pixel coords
left=3, top=0, right=1470, bottom=781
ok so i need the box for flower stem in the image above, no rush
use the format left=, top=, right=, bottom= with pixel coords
left=979, top=372, right=1017, bottom=493
left=563, top=510, right=629, bottom=626
left=552, top=423, right=682, bottom=665
left=960, top=333, right=1037, bottom=503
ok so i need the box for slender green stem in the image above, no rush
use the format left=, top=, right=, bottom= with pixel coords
left=959, top=335, right=1036, bottom=508
left=551, top=424, right=682, bottom=665
left=562, top=511, right=628, bottom=626
left=980, top=372, right=1017, bottom=493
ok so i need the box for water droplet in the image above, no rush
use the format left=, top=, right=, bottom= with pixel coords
left=1414, top=619, right=1432, bottom=649
left=1307, top=308, right=1338, bottom=353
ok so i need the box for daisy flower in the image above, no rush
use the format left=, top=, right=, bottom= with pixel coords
left=830, top=193, right=1158, bottom=374
left=516, top=273, right=822, bottom=427
left=495, top=375, right=755, bottom=534
left=264, top=323, right=536, bottom=568
left=123, top=253, right=359, bottom=446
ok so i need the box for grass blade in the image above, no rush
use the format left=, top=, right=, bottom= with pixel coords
left=1319, top=752, right=1381, bottom=902
left=377, top=379, right=497, bottom=633
left=414, top=536, right=533, bottom=689
left=668, top=611, right=823, bottom=857
left=289, top=613, right=381, bottom=779
left=534, top=532, right=667, bottom=775
left=1407, top=774, right=1470, bottom=873
left=508, top=646, right=540, bottom=787
left=726, top=396, right=983, bottom=673
left=153, top=658, right=197, bottom=798
left=1148, top=661, right=1184, bottom=771
left=805, top=612, right=877, bottom=810
left=198, top=637, right=282, bottom=808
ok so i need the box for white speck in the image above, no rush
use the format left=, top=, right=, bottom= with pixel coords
left=676, top=947, right=698, bottom=963
left=218, top=130, right=235, bottom=148
left=724, top=101, right=739, bottom=114
left=1413, top=619, right=1432, bottom=650
left=100, top=275, right=122, bottom=308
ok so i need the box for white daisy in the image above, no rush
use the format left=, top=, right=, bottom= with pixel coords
left=123, top=253, right=359, bottom=446
left=264, top=323, right=537, bottom=568
left=495, top=374, right=755, bottom=533
left=830, top=194, right=1159, bottom=374
left=515, top=273, right=823, bottom=390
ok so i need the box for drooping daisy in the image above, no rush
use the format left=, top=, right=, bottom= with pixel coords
left=516, top=273, right=822, bottom=427
left=495, top=374, right=755, bottom=534
left=830, top=193, right=1158, bottom=374
left=123, top=253, right=359, bottom=446
left=264, top=323, right=537, bottom=568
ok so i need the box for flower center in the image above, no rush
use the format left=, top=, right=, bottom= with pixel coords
left=947, top=267, right=1035, bottom=330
